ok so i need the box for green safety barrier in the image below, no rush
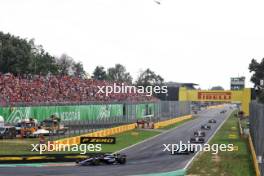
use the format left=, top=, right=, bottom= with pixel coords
left=0, top=103, right=155, bottom=123
left=134, top=169, right=186, bottom=176
left=0, top=163, right=44, bottom=167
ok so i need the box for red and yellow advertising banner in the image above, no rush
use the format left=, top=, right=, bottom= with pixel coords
left=198, top=92, right=231, bottom=101
left=179, top=87, right=251, bottom=116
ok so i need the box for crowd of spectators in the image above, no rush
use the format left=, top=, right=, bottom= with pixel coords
left=0, top=73, right=158, bottom=106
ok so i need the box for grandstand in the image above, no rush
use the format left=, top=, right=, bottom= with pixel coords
left=0, top=73, right=157, bottom=106
left=0, top=73, right=191, bottom=140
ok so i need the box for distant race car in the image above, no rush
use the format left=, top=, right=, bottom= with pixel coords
left=220, top=110, right=227, bottom=114
left=76, top=154, right=126, bottom=166
left=171, top=146, right=195, bottom=155
left=208, top=119, right=217, bottom=123
left=190, top=137, right=205, bottom=143
left=201, top=124, right=211, bottom=130
left=194, top=130, right=205, bottom=137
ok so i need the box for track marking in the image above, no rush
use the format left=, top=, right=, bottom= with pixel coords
left=0, top=162, right=75, bottom=168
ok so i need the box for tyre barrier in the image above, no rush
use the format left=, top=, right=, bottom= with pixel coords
left=54, top=115, right=193, bottom=146
left=53, top=123, right=137, bottom=146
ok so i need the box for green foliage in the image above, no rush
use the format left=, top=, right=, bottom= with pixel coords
left=56, top=54, right=74, bottom=75
left=0, top=32, right=58, bottom=75
left=92, top=66, right=107, bottom=80
left=73, top=62, right=86, bottom=78
left=0, top=31, right=85, bottom=76
left=107, top=64, right=133, bottom=83
left=135, top=68, right=164, bottom=87
left=249, top=58, right=264, bottom=103
left=56, top=54, right=86, bottom=77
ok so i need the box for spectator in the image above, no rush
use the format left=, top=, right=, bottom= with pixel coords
left=0, top=73, right=158, bottom=106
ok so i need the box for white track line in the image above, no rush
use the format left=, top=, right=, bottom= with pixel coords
left=183, top=108, right=234, bottom=170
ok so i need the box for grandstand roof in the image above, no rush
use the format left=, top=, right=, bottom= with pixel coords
left=164, top=82, right=199, bottom=89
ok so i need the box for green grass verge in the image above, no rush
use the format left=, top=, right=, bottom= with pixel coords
left=0, top=129, right=161, bottom=155
left=187, top=111, right=255, bottom=176
left=0, top=138, right=39, bottom=155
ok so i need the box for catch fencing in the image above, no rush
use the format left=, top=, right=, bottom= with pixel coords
left=249, top=101, right=264, bottom=176
left=55, top=101, right=190, bottom=140
left=1, top=101, right=190, bottom=140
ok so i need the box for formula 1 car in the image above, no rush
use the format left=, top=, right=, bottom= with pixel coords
left=190, top=137, right=205, bottom=143
left=208, top=119, right=217, bottom=123
left=194, top=130, right=205, bottom=137
left=171, top=146, right=195, bottom=155
left=76, top=154, right=126, bottom=166
left=220, top=110, right=227, bottom=114
left=201, top=124, right=211, bottom=130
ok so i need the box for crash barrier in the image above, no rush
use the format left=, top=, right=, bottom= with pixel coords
left=207, top=104, right=225, bottom=109
left=0, top=101, right=190, bottom=124
left=53, top=123, right=137, bottom=146
left=249, top=101, right=263, bottom=176
left=248, top=134, right=261, bottom=176
left=135, top=169, right=186, bottom=176
left=0, top=153, right=96, bottom=164
left=238, top=113, right=260, bottom=176
left=154, top=115, right=192, bottom=129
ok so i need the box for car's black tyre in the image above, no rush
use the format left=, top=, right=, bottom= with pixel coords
left=92, top=158, right=100, bottom=166
left=118, top=157, right=126, bottom=164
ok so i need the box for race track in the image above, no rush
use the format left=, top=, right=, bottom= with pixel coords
left=0, top=106, right=233, bottom=176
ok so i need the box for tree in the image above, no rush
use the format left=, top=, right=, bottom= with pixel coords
left=56, top=54, right=74, bottom=75
left=0, top=31, right=87, bottom=77
left=0, top=32, right=58, bottom=75
left=0, top=32, right=33, bottom=74
left=107, top=64, right=132, bottom=83
left=29, top=39, right=58, bottom=75
left=211, top=86, right=224, bottom=90
left=56, top=54, right=87, bottom=77
left=72, top=62, right=86, bottom=78
left=249, top=58, right=264, bottom=103
left=92, top=66, right=107, bottom=80
left=135, top=68, right=164, bottom=87
left=249, top=58, right=264, bottom=89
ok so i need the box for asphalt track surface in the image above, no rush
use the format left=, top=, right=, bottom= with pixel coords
left=0, top=106, right=233, bottom=176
